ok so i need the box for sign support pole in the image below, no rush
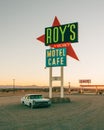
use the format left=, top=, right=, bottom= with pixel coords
left=49, top=66, right=64, bottom=98
left=61, top=67, right=64, bottom=98
left=49, top=67, right=52, bottom=98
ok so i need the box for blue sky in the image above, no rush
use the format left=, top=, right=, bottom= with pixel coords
left=0, top=0, right=104, bottom=86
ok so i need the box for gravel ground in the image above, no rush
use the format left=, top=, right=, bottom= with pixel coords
left=0, top=94, right=104, bottom=130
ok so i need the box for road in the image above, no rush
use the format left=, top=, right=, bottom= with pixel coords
left=0, top=94, right=104, bottom=130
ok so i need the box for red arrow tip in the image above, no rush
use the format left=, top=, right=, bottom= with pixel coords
left=37, top=35, right=45, bottom=43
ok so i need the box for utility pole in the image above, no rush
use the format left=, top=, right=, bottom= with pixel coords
left=13, top=79, right=15, bottom=94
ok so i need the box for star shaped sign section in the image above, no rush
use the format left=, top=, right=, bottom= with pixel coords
left=37, top=16, right=79, bottom=61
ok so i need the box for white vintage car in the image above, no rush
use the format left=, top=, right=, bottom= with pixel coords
left=21, top=94, right=51, bottom=108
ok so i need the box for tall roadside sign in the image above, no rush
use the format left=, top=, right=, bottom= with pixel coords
left=37, top=16, right=79, bottom=98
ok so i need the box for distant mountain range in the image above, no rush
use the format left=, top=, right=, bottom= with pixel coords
left=0, top=85, right=48, bottom=89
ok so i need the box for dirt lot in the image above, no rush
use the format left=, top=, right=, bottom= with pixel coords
left=0, top=94, right=104, bottom=130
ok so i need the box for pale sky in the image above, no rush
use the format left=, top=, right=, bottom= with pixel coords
left=0, top=0, right=104, bottom=87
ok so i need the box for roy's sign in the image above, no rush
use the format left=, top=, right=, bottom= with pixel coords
left=46, top=48, right=66, bottom=67
left=45, top=22, right=78, bottom=46
left=37, top=16, right=79, bottom=61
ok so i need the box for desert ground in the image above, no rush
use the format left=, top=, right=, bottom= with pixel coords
left=0, top=92, right=104, bottom=130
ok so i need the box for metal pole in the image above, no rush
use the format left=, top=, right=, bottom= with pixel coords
left=13, top=79, right=15, bottom=94
left=61, top=67, right=64, bottom=98
left=49, top=67, right=52, bottom=98
left=96, top=86, right=98, bottom=94
left=68, top=82, right=71, bottom=94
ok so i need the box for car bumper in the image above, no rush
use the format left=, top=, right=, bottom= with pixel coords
left=33, top=101, right=51, bottom=107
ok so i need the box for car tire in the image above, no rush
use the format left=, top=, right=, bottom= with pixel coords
left=30, top=103, right=34, bottom=109
left=21, top=101, right=24, bottom=104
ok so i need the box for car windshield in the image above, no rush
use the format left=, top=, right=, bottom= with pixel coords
left=30, top=95, right=42, bottom=99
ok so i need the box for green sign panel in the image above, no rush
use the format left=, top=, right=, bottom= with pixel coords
left=45, top=22, right=78, bottom=46
left=46, top=48, right=67, bottom=67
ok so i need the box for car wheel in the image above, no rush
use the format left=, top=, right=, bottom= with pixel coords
left=29, top=103, right=34, bottom=109
left=22, top=101, right=24, bottom=104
